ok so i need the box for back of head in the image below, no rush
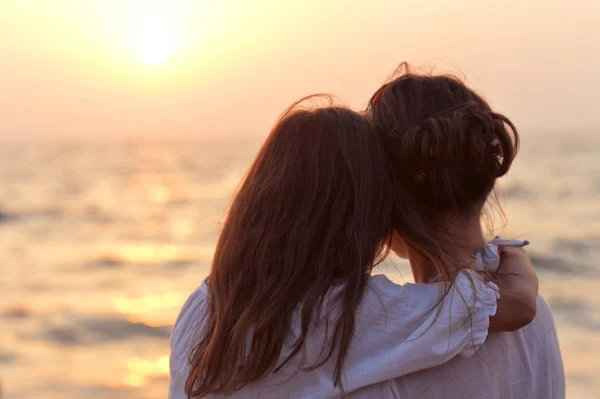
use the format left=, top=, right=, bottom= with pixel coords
left=368, top=63, right=519, bottom=224
left=187, top=97, right=393, bottom=397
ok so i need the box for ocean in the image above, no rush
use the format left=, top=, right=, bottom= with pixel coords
left=0, top=133, right=598, bottom=399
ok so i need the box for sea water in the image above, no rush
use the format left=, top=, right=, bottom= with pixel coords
left=0, top=133, right=598, bottom=398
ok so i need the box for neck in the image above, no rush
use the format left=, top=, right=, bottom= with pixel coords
left=409, top=210, right=486, bottom=283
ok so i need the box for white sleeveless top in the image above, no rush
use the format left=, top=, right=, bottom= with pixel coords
left=169, top=239, right=527, bottom=398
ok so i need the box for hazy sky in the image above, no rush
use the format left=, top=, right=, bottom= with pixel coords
left=0, top=0, right=598, bottom=138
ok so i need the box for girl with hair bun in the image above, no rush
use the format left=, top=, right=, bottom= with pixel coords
left=363, top=64, right=564, bottom=398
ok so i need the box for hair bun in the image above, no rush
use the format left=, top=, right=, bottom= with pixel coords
left=381, top=104, right=519, bottom=211
left=456, top=107, right=518, bottom=179
left=370, top=71, right=520, bottom=213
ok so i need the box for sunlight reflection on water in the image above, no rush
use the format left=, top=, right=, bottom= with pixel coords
left=124, top=355, right=170, bottom=388
left=114, top=292, right=184, bottom=327
left=0, top=135, right=598, bottom=399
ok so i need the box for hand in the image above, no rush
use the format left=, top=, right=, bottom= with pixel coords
left=488, top=246, right=538, bottom=332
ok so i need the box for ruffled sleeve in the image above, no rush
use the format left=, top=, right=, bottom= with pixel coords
left=426, top=236, right=529, bottom=358
left=402, top=269, right=501, bottom=360
left=339, top=270, right=503, bottom=392
left=455, top=236, right=529, bottom=357
left=340, top=239, right=532, bottom=392
left=452, top=270, right=500, bottom=357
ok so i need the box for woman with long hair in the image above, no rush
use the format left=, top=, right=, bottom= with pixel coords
left=361, top=64, right=564, bottom=398
left=169, top=96, right=538, bottom=398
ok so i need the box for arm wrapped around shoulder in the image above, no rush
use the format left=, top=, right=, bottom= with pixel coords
left=488, top=246, right=538, bottom=332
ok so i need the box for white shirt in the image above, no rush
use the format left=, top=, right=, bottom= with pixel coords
left=169, top=239, right=524, bottom=398
left=350, top=295, right=565, bottom=399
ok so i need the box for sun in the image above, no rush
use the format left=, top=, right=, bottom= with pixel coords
left=129, top=4, right=178, bottom=66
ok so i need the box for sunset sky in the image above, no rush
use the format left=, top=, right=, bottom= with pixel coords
left=0, top=0, right=598, bottom=138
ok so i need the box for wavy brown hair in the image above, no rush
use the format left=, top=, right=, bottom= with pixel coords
left=185, top=97, right=393, bottom=397
left=367, top=63, right=520, bottom=279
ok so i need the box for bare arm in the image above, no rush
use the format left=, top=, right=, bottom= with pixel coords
left=488, top=246, right=539, bottom=332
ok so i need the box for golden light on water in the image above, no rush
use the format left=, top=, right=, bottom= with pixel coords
left=105, top=243, right=215, bottom=265
left=114, top=292, right=184, bottom=313
left=123, top=355, right=170, bottom=387
left=113, top=244, right=191, bottom=264
left=114, top=292, right=184, bottom=326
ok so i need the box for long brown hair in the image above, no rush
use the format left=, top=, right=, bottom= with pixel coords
left=186, top=97, right=393, bottom=397
left=368, top=63, right=520, bottom=277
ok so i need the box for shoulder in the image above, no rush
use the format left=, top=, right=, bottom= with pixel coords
left=362, top=274, right=443, bottom=321
left=366, top=274, right=444, bottom=300
left=525, top=294, right=561, bottom=340
left=364, top=271, right=496, bottom=316
left=361, top=272, right=499, bottom=354
left=535, top=294, right=553, bottom=318
left=170, top=281, right=210, bottom=371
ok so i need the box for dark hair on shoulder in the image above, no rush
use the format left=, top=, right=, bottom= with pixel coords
left=368, top=62, right=519, bottom=222
left=186, top=95, right=393, bottom=397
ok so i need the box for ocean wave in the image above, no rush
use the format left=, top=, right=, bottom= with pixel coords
left=500, top=183, right=534, bottom=199
left=530, top=253, right=576, bottom=274
left=83, top=205, right=115, bottom=223
left=0, top=207, right=19, bottom=223
left=0, top=348, right=17, bottom=364
left=0, top=305, right=31, bottom=319
left=554, top=238, right=600, bottom=256
left=529, top=253, right=599, bottom=278
left=0, top=206, right=65, bottom=225
left=548, top=297, right=600, bottom=331
left=30, top=314, right=172, bottom=346
left=86, top=256, right=126, bottom=269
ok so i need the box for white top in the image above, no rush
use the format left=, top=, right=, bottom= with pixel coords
left=351, top=295, right=565, bottom=399
left=169, top=239, right=527, bottom=399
